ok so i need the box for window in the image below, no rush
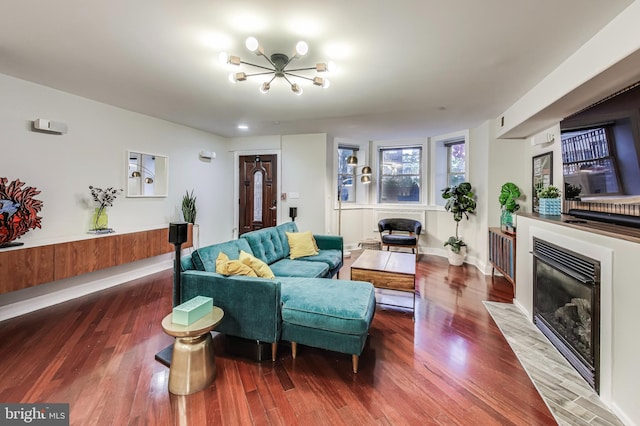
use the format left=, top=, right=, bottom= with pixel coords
left=338, top=146, right=358, bottom=202
left=447, top=141, right=466, bottom=186
left=378, top=146, right=421, bottom=203
left=561, top=126, right=621, bottom=196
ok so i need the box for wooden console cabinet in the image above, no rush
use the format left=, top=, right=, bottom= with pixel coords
left=488, top=227, right=516, bottom=291
left=0, top=225, right=192, bottom=295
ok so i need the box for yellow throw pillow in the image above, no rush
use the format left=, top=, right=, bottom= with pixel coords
left=239, top=250, right=275, bottom=279
left=215, top=252, right=257, bottom=277
left=286, top=231, right=319, bottom=259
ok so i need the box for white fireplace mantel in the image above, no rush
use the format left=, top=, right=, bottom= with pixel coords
left=515, top=215, right=640, bottom=426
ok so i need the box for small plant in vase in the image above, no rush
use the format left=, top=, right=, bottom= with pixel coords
left=442, top=182, right=477, bottom=266
left=89, top=186, right=123, bottom=233
left=537, top=185, right=562, bottom=216
left=499, top=182, right=521, bottom=234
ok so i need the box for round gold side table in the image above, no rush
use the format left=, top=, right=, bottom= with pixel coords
left=161, top=307, right=224, bottom=395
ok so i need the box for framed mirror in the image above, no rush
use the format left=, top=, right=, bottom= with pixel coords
left=127, top=151, right=168, bottom=197
left=532, top=151, right=553, bottom=213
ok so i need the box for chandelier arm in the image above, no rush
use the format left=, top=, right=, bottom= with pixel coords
left=239, top=61, right=275, bottom=72
left=244, top=71, right=277, bottom=78
left=284, top=67, right=317, bottom=72
left=282, top=75, right=295, bottom=86
left=283, top=72, right=314, bottom=82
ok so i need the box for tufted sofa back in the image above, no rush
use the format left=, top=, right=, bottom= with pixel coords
left=186, top=238, right=254, bottom=272
left=241, top=222, right=299, bottom=265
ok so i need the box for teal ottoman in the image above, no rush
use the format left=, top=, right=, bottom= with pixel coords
left=279, top=278, right=376, bottom=373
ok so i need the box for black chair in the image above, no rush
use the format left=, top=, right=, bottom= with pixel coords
left=377, top=218, right=422, bottom=257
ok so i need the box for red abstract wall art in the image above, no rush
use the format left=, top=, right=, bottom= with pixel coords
left=0, top=178, right=43, bottom=248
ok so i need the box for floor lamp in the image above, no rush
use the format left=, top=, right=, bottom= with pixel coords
left=338, top=161, right=371, bottom=257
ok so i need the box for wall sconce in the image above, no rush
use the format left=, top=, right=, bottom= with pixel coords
left=199, top=151, right=216, bottom=160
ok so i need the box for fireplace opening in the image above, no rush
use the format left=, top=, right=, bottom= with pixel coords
left=533, top=237, right=600, bottom=392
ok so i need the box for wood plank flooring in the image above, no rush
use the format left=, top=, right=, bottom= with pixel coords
left=0, top=251, right=557, bottom=425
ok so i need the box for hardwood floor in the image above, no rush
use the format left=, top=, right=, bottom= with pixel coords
left=0, top=251, right=557, bottom=425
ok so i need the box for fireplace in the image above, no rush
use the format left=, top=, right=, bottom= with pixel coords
left=532, top=237, right=601, bottom=392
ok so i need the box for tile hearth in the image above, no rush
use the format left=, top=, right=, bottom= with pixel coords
left=484, top=302, right=624, bottom=426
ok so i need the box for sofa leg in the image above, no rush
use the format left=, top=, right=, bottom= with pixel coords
left=291, top=342, right=297, bottom=359
left=352, top=354, right=359, bottom=373
left=271, top=342, right=278, bottom=362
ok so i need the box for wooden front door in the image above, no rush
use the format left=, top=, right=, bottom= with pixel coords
left=239, top=154, right=278, bottom=235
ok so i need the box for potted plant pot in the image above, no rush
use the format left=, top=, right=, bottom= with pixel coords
left=442, top=182, right=477, bottom=266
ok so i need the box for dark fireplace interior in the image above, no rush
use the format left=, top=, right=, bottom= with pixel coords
left=533, top=238, right=600, bottom=392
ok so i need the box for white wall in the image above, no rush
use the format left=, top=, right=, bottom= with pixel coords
left=0, top=73, right=232, bottom=314
left=227, top=133, right=329, bottom=236
left=281, top=133, right=328, bottom=234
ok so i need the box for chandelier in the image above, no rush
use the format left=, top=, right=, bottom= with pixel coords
left=219, top=37, right=335, bottom=96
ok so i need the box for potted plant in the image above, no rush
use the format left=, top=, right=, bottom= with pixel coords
left=89, top=185, right=122, bottom=232
left=498, top=182, right=521, bottom=234
left=442, top=182, right=477, bottom=266
left=182, top=190, right=197, bottom=224
left=537, top=185, right=561, bottom=215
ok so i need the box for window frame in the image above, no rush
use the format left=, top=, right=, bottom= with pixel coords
left=377, top=145, right=423, bottom=204
left=337, top=145, right=359, bottom=203
left=446, top=140, right=466, bottom=187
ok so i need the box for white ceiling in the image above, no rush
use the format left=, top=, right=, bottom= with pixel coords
left=0, top=0, right=634, bottom=140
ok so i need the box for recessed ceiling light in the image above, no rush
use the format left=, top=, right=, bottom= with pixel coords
left=237, top=124, right=249, bottom=130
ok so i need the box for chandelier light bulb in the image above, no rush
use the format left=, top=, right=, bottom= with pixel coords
left=218, top=52, right=228, bottom=65
left=260, top=82, right=271, bottom=94
left=245, top=36, right=259, bottom=52
left=291, top=83, right=303, bottom=96
left=228, top=73, right=237, bottom=84
left=295, top=41, right=309, bottom=56
left=327, top=61, right=336, bottom=72
left=322, top=78, right=330, bottom=88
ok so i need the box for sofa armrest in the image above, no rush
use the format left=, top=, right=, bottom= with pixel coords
left=314, top=234, right=343, bottom=252
left=179, top=270, right=282, bottom=343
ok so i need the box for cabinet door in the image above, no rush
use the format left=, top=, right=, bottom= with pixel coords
left=0, top=246, right=55, bottom=293
left=54, top=237, right=118, bottom=280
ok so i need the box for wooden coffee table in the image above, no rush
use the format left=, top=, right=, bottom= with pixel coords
left=351, top=250, right=416, bottom=314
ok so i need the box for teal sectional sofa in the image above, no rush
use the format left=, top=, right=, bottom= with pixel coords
left=177, top=222, right=376, bottom=372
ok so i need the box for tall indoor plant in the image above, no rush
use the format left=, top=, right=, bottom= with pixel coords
left=498, top=182, right=521, bottom=234
left=442, top=182, right=477, bottom=265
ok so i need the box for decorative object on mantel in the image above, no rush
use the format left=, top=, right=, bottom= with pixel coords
left=442, top=182, right=477, bottom=266
left=564, top=182, right=582, bottom=200
left=88, top=186, right=122, bottom=234
left=537, top=185, right=562, bottom=216
left=0, top=177, right=43, bottom=248
left=499, top=182, right=522, bottom=234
